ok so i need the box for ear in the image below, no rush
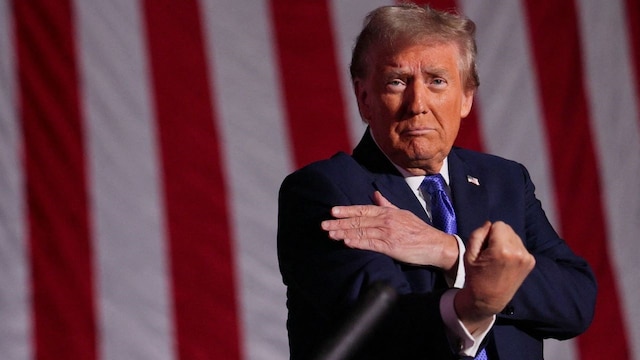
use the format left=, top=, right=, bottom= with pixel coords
left=353, top=79, right=372, bottom=122
left=460, top=89, right=475, bottom=118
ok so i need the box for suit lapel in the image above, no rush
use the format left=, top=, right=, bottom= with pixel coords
left=448, top=149, right=489, bottom=242
left=352, top=130, right=430, bottom=223
left=373, top=173, right=430, bottom=223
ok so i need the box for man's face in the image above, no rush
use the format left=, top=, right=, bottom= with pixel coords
left=354, top=41, right=474, bottom=175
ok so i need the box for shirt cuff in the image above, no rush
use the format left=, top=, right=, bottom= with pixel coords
left=445, top=235, right=466, bottom=288
left=440, top=288, right=495, bottom=356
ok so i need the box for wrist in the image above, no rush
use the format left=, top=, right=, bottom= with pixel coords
left=453, top=288, right=495, bottom=334
left=440, top=234, right=460, bottom=275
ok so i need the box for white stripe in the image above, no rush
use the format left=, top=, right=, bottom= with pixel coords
left=329, top=0, right=390, bottom=147
left=0, top=4, right=32, bottom=360
left=459, top=1, right=576, bottom=358
left=576, top=1, right=640, bottom=357
left=198, top=1, right=292, bottom=359
left=74, top=1, right=175, bottom=359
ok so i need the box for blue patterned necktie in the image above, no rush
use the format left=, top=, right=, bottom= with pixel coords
left=420, top=174, right=457, bottom=234
left=420, top=174, right=488, bottom=360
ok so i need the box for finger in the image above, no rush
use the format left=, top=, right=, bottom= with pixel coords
left=373, top=191, right=398, bottom=209
left=466, top=221, right=491, bottom=261
left=321, top=216, right=375, bottom=231
left=489, top=221, right=518, bottom=246
left=330, top=204, right=385, bottom=218
left=326, top=227, right=386, bottom=245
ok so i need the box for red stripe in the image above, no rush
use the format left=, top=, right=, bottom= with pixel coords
left=270, top=0, right=351, bottom=168
left=523, top=1, right=630, bottom=358
left=142, top=1, right=241, bottom=359
left=626, top=0, right=640, bottom=132
left=454, top=108, right=484, bottom=152
left=410, top=0, right=486, bottom=152
left=12, top=1, right=97, bottom=359
left=415, top=0, right=458, bottom=13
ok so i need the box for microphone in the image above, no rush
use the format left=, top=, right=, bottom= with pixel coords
left=313, top=282, right=398, bottom=360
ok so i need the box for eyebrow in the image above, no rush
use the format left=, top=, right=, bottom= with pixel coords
left=383, top=69, right=409, bottom=79
left=425, top=67, right=451, bottom=78
left=383, top=66, right=452, bottom=79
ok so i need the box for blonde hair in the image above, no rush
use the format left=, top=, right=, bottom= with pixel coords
left=350, top=3, right=479, bottom=91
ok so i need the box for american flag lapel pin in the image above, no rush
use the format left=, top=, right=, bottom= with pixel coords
left=467, top=175, right=480, bottom=186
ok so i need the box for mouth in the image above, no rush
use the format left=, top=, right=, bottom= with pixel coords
left=400, top=127, right=436, bottom=137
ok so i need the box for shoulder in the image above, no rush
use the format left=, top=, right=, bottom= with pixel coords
left=452, top=147, right=521, bottom=167
left=279, top=151, right=374, bottom=199
left=299, top=151, right=358, bottom=173
left=451, top=147, right=530, bottom=179
left=279, top=151, right=381, bottom=208
left=282, top=152, right=366, bottom=186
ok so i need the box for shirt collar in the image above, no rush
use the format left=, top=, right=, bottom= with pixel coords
left=368, top=128, right=451, bottom=187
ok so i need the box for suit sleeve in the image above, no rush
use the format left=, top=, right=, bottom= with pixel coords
left=277, top=164, right=457, bottom=359
left=495, top=163, right=597, bottom=339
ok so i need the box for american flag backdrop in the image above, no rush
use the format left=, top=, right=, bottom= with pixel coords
left=0, top=0, right=639, bottom=359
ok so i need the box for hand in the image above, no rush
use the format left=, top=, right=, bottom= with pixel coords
left=455, top=221, right=536, bottom=333
left=320, top=191, right=459, bottom=272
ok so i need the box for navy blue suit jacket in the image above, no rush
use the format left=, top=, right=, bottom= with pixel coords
left=278, top=131, right=596, bottom=359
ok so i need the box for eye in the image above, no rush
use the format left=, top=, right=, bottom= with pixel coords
left=386, top=78, right=406, bottom=92
left=429, top=77, right=448, bottom=90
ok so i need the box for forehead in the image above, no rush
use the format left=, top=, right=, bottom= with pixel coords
left=370, top=41, right=462, bottom=74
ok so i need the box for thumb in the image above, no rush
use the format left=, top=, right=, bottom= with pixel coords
left=466, top=221, right=492, bottom=262
left=373, top=191, right=398, bottom=208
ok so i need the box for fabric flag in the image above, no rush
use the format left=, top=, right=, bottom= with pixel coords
left=1, top=0, right=639, bottom=359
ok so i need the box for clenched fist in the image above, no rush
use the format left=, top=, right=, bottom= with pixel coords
left=455, top=221, right=536, bottom=333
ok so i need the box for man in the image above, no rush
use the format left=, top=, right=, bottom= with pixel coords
left=277, top=4, right=596, bottom=359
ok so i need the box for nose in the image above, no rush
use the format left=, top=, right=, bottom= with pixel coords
left=407, top=80, right=429, bottom=116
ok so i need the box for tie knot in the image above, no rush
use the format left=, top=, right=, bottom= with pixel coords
left=420, top=174, right=447, bottom=195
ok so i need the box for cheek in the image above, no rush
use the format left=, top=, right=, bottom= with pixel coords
left=378, top=92, right=404, bottom=112
left=440, top=98, right=464, bottom=126
left=447, top=122, right=461, bottom=142
left=370, top=120, right=398, bottom=143
left=369, top=98, right=400, bottom=127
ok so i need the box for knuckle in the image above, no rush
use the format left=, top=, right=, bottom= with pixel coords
left=381, top=214, right=394, bottom=227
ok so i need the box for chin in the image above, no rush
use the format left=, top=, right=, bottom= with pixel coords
left=407, top=150, right=447, bottom=167
left=406, top=145, right=443, bottom=161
